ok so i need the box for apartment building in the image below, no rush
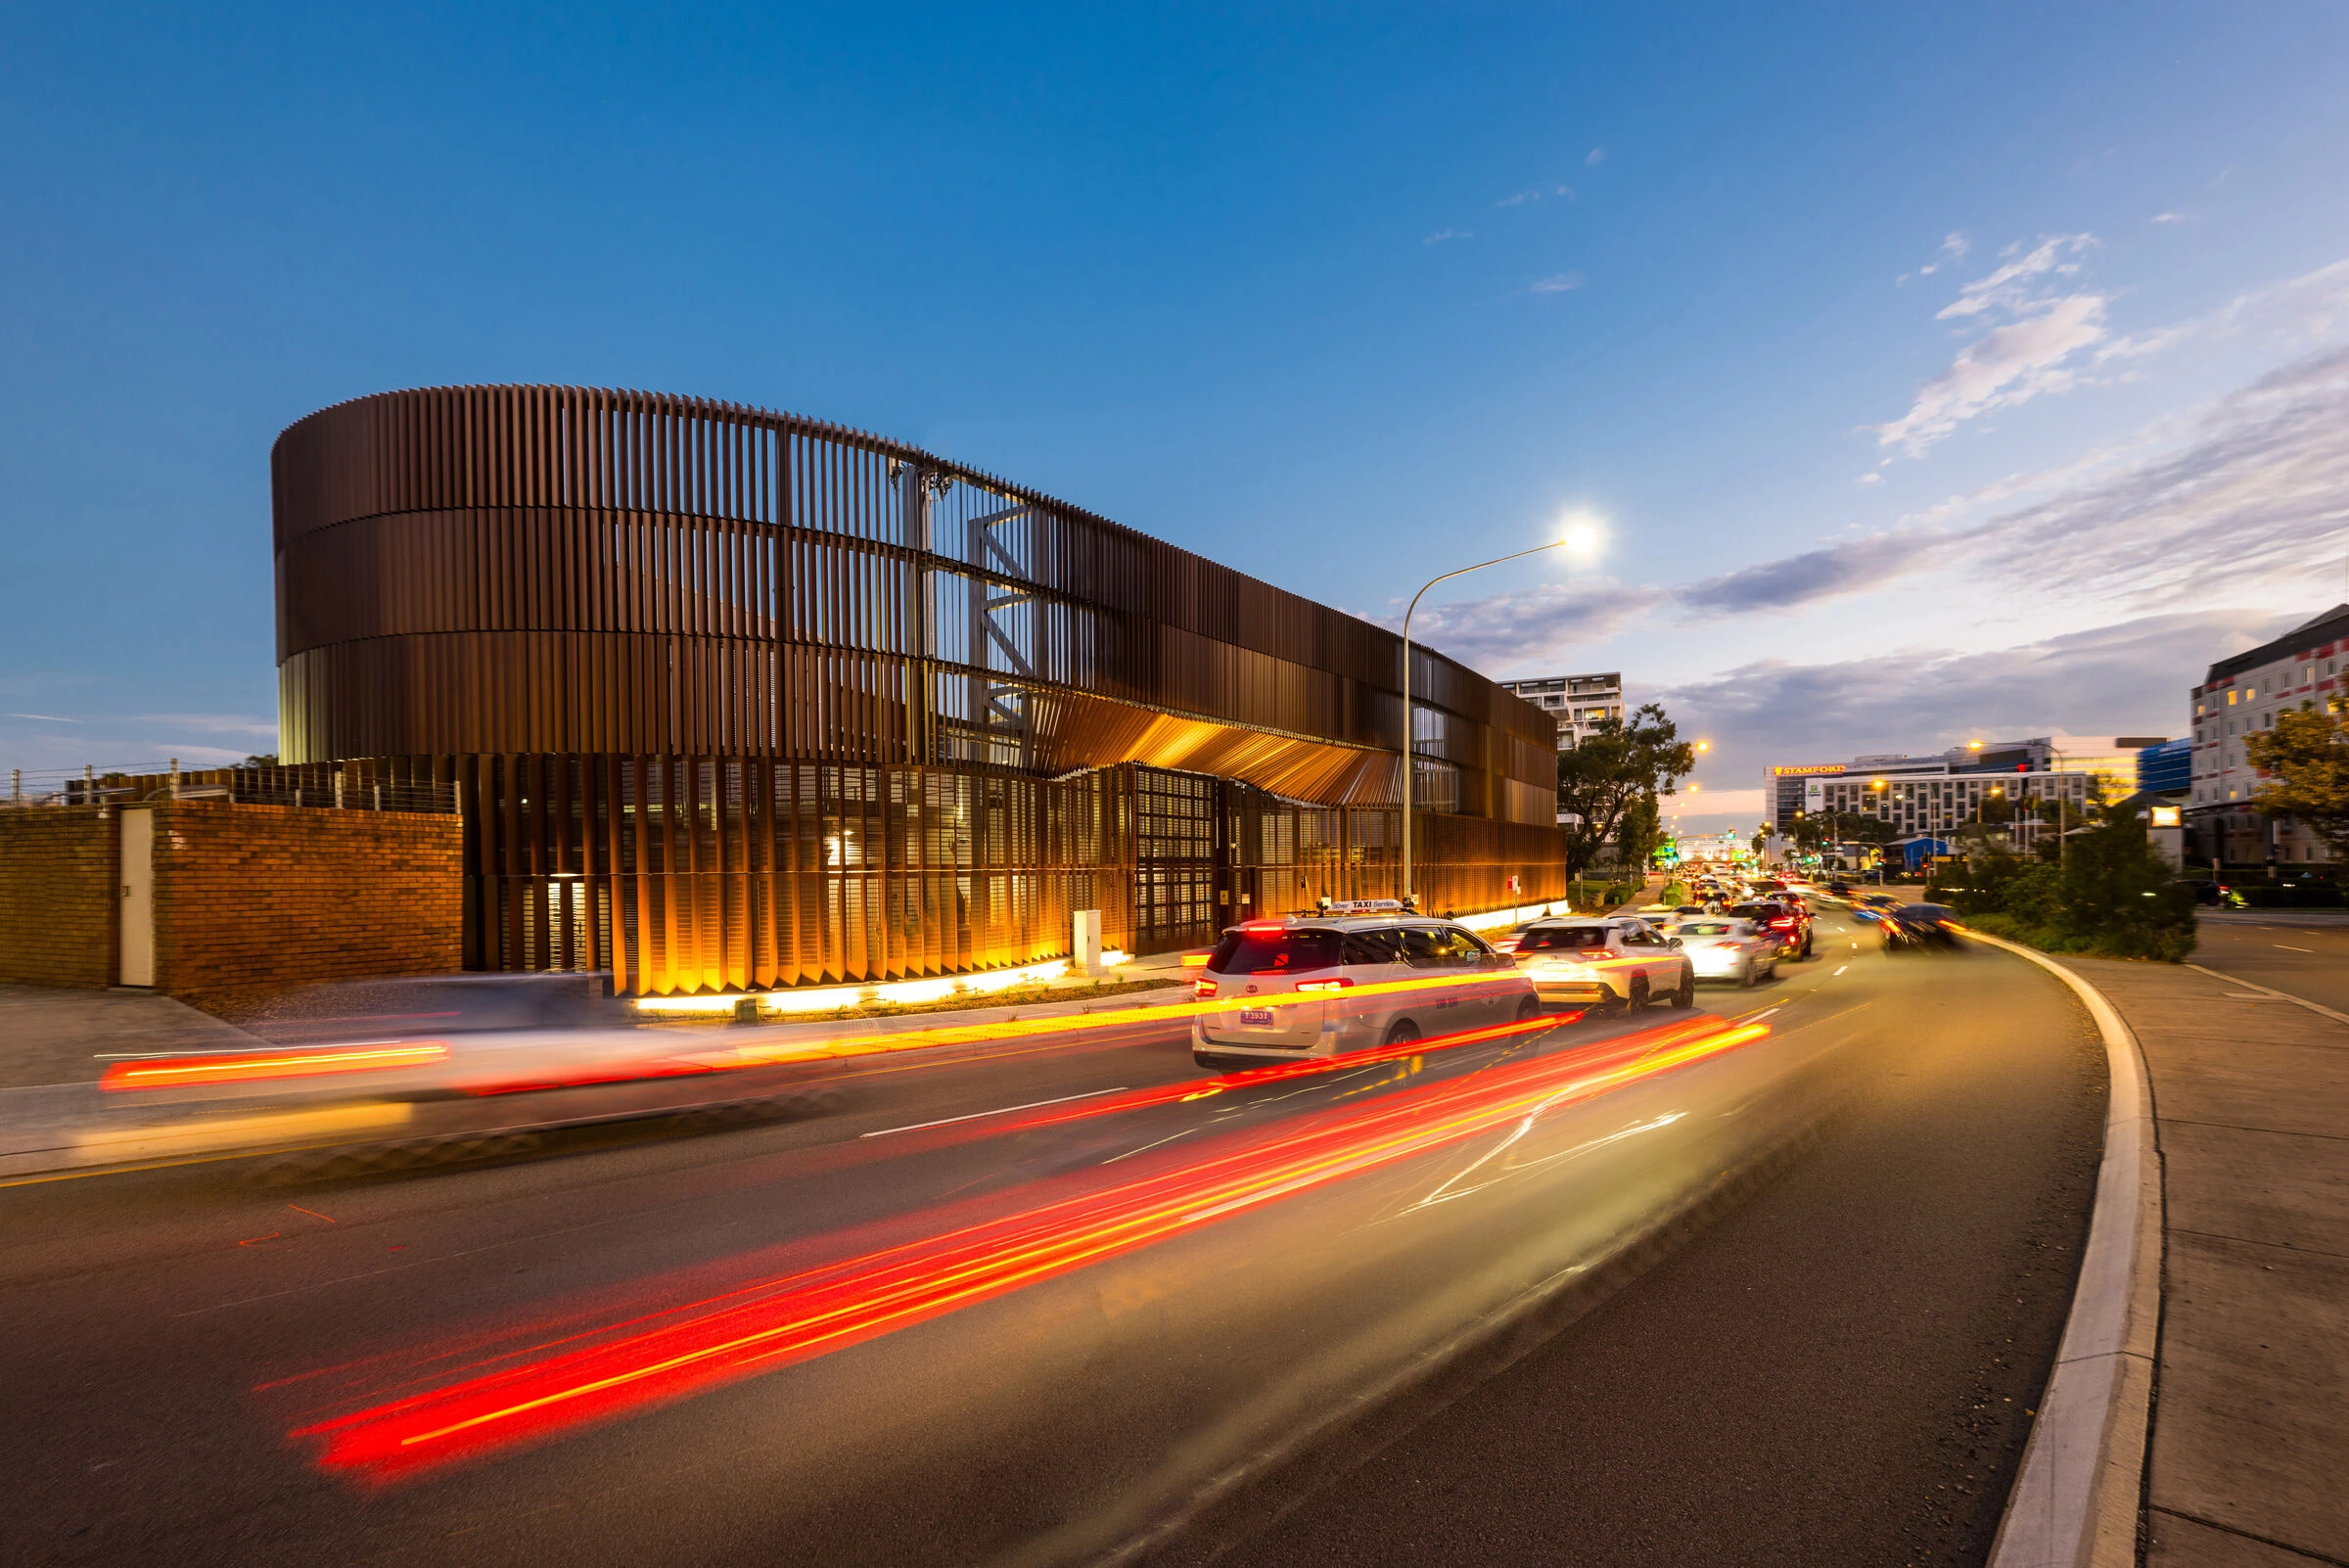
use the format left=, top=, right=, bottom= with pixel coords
left=2187, top=603, right=2348, bottom=867
left=1767, top=734, right=2165, bottom=842
left=1497, top=672, right=1624, bottom=751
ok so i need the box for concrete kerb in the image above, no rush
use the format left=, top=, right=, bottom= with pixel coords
left=1973, top=932, right=2163, bottom=1568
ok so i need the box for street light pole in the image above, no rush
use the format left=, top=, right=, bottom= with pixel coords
left=1400, top=540, right=1572, bottom=902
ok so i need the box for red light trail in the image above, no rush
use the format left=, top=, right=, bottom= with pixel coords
left=290, top=1011, right=1770, bottom=1483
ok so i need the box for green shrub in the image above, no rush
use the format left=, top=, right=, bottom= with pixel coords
left=1930, top=804, right=2195, bottom=961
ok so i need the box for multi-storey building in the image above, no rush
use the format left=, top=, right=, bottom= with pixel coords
left=270, top=385, right=1572, bottom=994
left=2187, top=604, right=2349, bottom=867
left=1765, top=735, right=2166, bottom=844
left=1495, top=672, right=1623, bottom=751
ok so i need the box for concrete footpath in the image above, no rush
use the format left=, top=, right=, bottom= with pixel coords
left=2063, top=954, right=2349, bottom=1566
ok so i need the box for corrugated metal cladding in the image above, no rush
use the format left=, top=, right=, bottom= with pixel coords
left=273, top=385, right=1569, bottom=993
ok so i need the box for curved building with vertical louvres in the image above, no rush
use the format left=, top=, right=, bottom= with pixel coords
left=273, top=386, right=1567, bottom=993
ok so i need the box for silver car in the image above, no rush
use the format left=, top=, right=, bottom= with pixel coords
left=1663, top=916, right=1778, bottom=987
left=1191, top=904, right=1539, bottom=1070
left=1510, top=916, right=1697, bottom=1012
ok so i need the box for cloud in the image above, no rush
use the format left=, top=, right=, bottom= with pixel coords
left=1529, top=271, right=1585, bottom=294
left=1423, top=228, right=1471, bottom=245
left=1678, top=533, right=1925, bottom=614
left=1853, top=472, right=1883, bottom=486
left=1873, top=236, right=2108, bottom=459
left=2152, top=211, right=2196, bottom=224
left=1935, top=234, right=2094, bottom=321
left=1497, top=190, right=1542, bottom=208
left=4, top=713, right=78, bottom=722
left=1553, top=185, right=1575, bottom=198
left=1913, top=230, right=1970, bottom=278
left=1653, top=608, right=2294, bottom=805
left=1389, top=578, right=1671, bottom=671
left=1968, top=343, right=2349, bottom=609
left=129, top=713, right=279, bottom=736
left=1586, top=147, right=1604, bottom=165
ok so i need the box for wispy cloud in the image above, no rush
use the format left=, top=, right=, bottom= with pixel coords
left=128, top=713, right=279, bottom=737
left=1656, top=608, right=2293, bottom=807
left=2152, top=211, right=2196, bottom=224
left=1423, top=227, right=1471, bottom=245
left=4, top=713, right=79, bottom=722
left=1497, top=189, right=1542, bottom=208
left=1529, top=271, right=1585, bottom=294
left=1383, top=578, right=1670, bottom=670
left=1853, top=472, right=1883, bottom=486
left=1678, top=533, right=1929, bottom=615
left=1585, top=147, right=1605, bottom=165
left=1971, top=343, right=2349, bottom=610
left=1873, top=235, right=2106, bottom=459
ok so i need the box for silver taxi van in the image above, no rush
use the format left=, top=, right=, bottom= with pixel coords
left=1191, top=899, right=1540, bottom=1071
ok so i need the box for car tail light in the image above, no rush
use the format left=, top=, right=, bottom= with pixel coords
left=1241, top=921, right=1283, bottom=934
left=1770, top=917, right=1795, bottom=928
left=1193, top=979, right=1218, bottom=997
left=1295, top=978, right=1354, bottom=992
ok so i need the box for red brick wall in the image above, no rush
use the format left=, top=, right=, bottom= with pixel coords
left=0, top=808, right=117, bottom=989
left=150, top=802, right=463, bottom=994
left=0, top=802, right=462, bottom=996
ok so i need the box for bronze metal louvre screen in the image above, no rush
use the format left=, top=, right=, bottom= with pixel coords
left=273, top=386, right=1569, bottom=992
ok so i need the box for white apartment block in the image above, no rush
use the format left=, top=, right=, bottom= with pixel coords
left=2188, top=604, right=2348, bottom=866
left=1497, top=672, right=1623, bottom=751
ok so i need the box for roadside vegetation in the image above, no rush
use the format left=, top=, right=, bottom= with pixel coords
left=1928, top=798, right=2197, bottom=961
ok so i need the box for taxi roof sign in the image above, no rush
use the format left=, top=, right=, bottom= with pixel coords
left=1316, top=898, right=1406, bottom=913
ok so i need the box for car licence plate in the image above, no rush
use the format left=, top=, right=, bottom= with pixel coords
left=1239, top=1008, right=1274, bottom=1027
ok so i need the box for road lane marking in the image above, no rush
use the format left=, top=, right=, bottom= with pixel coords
left=2187, top=964, right=2349, bottom=1028
left=2274, top=945, right=2313, bottom=952
left=1834, top=964, right=1849, bottom=976
left=859, top=1086, right=1128, bottom=1138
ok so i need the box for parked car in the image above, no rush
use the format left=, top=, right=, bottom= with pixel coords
left=1511, top=916, right=1696, bottom=1012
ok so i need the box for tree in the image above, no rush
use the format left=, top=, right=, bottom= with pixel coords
left=1615, top=792, right=1663, bottom=872
left=2246, top=702, right=2349, bottom=859
left=1555, top=704, right=1696, bottom=878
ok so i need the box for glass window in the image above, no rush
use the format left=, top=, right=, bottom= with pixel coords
left=1208, top=929, right=1343, bottom=975
left=1517, top=924, right=1615, bottom=951
left=1340, top=929, right=1405, bottom=966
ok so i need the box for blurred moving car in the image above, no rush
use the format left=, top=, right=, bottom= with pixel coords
left=1191, top=902, right=1538, bottom=1070
left=1511, top=917, right=1696, bottom=1012
left=1727, top=899, right=1813, bottom=959
left=1664, top=916, right=1778, bottom=987
left=1849, top=892, right=1902, bottom=924
left=1880, top=903, right=1964, bottom=951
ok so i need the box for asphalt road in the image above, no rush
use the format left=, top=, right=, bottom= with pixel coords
left=2190, top=909, right=2349, bottom=1014
left=0, top=910, right=2104, bottom=1568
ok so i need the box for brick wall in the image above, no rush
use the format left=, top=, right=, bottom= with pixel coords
left=0, top=808, right=117, bottom=989
left=150, top=802, right=463, bottom=994
left=0, top=801, right=463, bottom=996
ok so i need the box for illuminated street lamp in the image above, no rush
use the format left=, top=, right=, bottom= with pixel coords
left=1400, top=525, right=1593, bottom=899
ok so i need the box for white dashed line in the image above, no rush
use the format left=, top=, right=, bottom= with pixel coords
left=2275, top=945, right=2313, bottom=953
left=861, top=1086, right=1128, bottom=1138
left=1834, top=964, right=1849, bottom=976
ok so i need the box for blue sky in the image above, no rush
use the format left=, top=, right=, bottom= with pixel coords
left=6, top=3, right=2348, bottom=829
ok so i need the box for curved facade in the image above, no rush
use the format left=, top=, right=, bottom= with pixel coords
left=274, top=386, right=1567, bottom=992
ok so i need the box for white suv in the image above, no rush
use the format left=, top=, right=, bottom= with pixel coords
left=1191, top=903, right=1540, bottom=1071
left=1511, top=916, right=1696, bottom=1012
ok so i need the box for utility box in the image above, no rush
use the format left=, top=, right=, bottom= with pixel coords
left=1073, top=908, right=1102, bottom=977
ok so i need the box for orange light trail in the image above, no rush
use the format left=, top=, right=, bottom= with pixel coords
left=100, top=1041, right=450, bottom=1091
left=292, top=1012, right=1769, bottom=1482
